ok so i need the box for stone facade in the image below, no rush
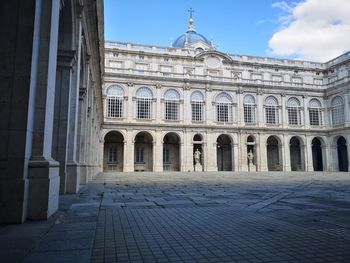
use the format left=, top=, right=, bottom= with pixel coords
left=102, top=37, right=350, bottom=173
left=0, top=0, right=104, bottom=223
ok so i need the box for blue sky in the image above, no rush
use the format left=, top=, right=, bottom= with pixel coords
left=104, top=0, right=350, bottom=61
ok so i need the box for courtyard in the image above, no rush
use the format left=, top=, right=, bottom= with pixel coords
left=1, top=172, right=350, bottom=263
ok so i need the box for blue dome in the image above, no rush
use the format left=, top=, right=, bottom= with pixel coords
left=172, top=31, right=211, bottom=48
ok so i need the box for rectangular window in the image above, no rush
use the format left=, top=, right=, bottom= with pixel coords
left=244, top=104, right=255, bottom=124
left=288, top=108, right=300, bottom=125
left=265, top=106, right=278, bottom=124
left=163, top=147, right=170, bottom=163
left=216, top=103, right=231, bottom=123
left=108, top=148, right=117, bottom=163
left=292, top=77, right=302, bottom=86
left=165, top=100, right=179, bottom=120
left=135, top=147, right=144, bottom=163
left=137, top=98, right=152, bottom=119
left=313, top=78, right=323, bottom=85
left=109, top=61, right=122, bottom=68
left=252, top=74, right=262, bottom=80
left=191, top=102, right=203, bottom=122
left=272, top=75, right=282, bottom=82
left=107, top=96, right=123, bottom=118
left=309, top=109, right=321, bottom=126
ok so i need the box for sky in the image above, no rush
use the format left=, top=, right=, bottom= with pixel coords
left=104, top=0, right=350, bottom=62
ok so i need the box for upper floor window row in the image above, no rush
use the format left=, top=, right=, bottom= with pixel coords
left=105, top=86, right=343, bottom=127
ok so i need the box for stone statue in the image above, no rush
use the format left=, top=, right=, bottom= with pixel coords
left=247, top=149, right=256, bottom=171
left=247, top=150, right=254, bottom=165
left=194, top=148, right=201, bottom=164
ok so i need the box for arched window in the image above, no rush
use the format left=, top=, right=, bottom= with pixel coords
left=265, top=96, right=279, bottom=124
left=136, top=87, right=153, bottom=119
left=308, top=99, right=322, bottom=126
left=106, top=85, right=124, bottom=118
left=243, top=94, right=256, bottom=124
left=164, top=89, right=180, bottom=120
left=331, top=96, right=345, bottom=125
left=191, top=91, right=204, bottom=122
left=216, top=92, right=232, bottom=123
left=287, top=97, right=301, bottom=125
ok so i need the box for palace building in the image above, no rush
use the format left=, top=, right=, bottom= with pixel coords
left=102, top=15, right=350, bottom=173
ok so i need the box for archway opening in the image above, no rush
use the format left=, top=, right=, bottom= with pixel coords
left=193, top=134, right=203, bottom=171
left=312, top=138, right=323, bottom=171
left=267, top=136, right=282, bottom=171
left=103, top=131, right=124, bottom=172
left=217, top=135, right=232, bottom=171
left=134, top=132, right=153, bottom=171
left=337, top=136, right=348, bottom=172
left=247, top=135, right=257, bottom=171
left=163, top=133, right=180, bottom=171
left=290, top=136, right=305, bottom=171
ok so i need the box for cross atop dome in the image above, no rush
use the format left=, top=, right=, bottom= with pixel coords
left=188, top=7, right=195, bottom=32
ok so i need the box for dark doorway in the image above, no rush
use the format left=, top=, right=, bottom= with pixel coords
left=337, top=136, right=348, bottom=172
left=217, top=135, right=232, bottom=171
left=312, top=138, right=323, bottom=171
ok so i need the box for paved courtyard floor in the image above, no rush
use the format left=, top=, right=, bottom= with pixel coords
left=1, top=172, right=350, bottom=263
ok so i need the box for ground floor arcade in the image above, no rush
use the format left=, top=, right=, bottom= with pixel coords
left=102, top=129, right=350, bottom=173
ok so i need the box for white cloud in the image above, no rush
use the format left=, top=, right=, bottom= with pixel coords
left=268, top=0, right=350, bottom=62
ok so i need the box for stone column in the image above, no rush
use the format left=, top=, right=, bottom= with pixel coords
left=205, top=88, right=213, bottom=125
left=283, top=135, right=291, bottom=171
left=66, top=17, right=83, bottom=194
left=233, top=143, right=239, bottom=171
left=303, top=96, right=309, bottom=129
left=153, top=130, right=163, bottom=172
left=258, top=134, right=268, bottom=171
left=305, top=136, right=314, bottom=171
left=52, top=50, right=75, bottom=193
left=330, top=145, right=338, bottom=171
left=123, top=131, right=134, bottom=172
left=206, top=132, right=217, bottom=171
left=27, top=0, right=61, bottom=220
left=237, top=92, right=244, bottom=126
left=240, top=134, right=248, bottom=171
left=322, top=144, right=330, bottom=171
left=78, top=69, right=89, bottom=184
left=183, top=131, right=194, bottom=171
left=257, top=92, right=264, bottom=127
left=281, top=95, right=287, bottom=128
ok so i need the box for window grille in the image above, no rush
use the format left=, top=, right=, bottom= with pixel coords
left=165, top=100, right=179, bottom=120
left=164, top=89, right=180, bottom=121
left=136, top=87, right=153, bottom=119
left=108, top=148, right=117, bottom=163
left=191, top=91, right=204, bottom=122
left=216, top=103, right=231, bottom=123
left=308, top=99, right=322, bottom=126
left=191, top=101, right=203, bottom=122
left=135, top=147, right=144, bottom=163
left=107, top=96, right=123, bottom=118
left=265, top=96, right=279, bottom=124
left=106, top=85, right=124, bottom=118
left=331, top=96, right=345, bottom=125
left=287, top=98, right=301, bottom=125
left=136, top=98, right=152, bottom=119
left=266, top=106, right=278, bottom=124
left=216, top=93, right=232, bottom=123
left=243, top=95, right=256, bottom=124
